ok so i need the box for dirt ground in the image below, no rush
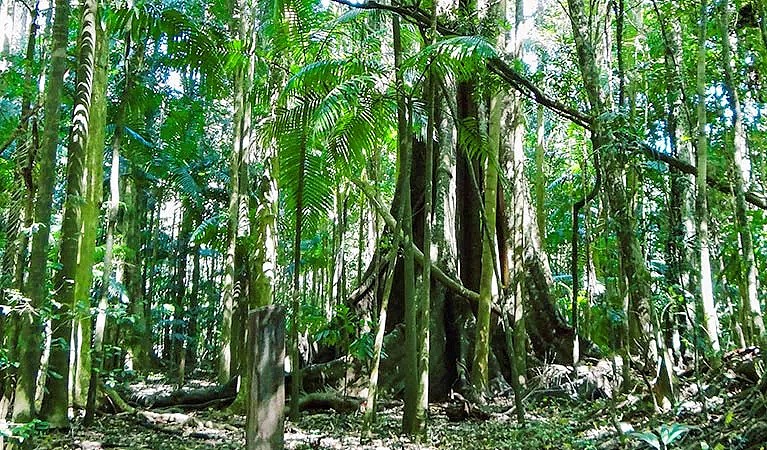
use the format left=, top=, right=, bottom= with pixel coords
left=7, top=352, right=767, bottom=449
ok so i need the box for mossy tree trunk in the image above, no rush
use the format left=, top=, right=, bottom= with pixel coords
left=40, top=0, right=100, bottom=428
left=73, top=16, right=107, bottom=408
left=12, top=0, right=69, bottom=423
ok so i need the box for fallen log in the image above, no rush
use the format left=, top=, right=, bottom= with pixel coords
left=294, top=392, right=363, bottom=414
left=444, top=393, right=493, bottom=422
left=103, top=383, right=136, bottom=414
left=126, top=377, right=238, bottom=409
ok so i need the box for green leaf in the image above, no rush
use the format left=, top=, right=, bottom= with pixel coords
left=627, top=431, right=661, bottom=450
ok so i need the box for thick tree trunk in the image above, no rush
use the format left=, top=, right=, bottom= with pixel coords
left=73, top=19, right=107, bottom=407
left=12, top=0, right=68, bottom=423
left=124, top=175, right=150, bottom=370
left=40, top=0, right=99, bottom=428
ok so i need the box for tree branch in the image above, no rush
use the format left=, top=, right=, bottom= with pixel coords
left=639, top=142, right=767, bottom=210
left=350, top=175, right=501, bottom=312
left=330, top=0, right=592, bottom=130
left=331, top=0, right=767, bottom=212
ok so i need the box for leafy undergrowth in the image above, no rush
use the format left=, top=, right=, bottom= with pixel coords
left=18, top=354, right=767, bottom=450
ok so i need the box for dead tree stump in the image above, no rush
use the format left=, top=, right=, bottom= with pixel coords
left=246, top=306, right=285, bottom=450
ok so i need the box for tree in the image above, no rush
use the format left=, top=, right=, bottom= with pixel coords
left=695, top=0, right=721, bottom=355
left=39, top=0, right=100, bottom=428
left=719, top=0, right=766, bottom=346
left=12, top=0, right=69, bottom=422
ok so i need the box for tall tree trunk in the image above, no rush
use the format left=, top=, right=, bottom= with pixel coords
left=472, top=0, right=504, bottom=393
left=1, top=0, right=38, bottom=418
left=173, top=201, right=192, bottom=372
left=188, top=230, right=201, bottom=368
left=393, top=14, right=419, bottom=435
left=40, top=0, right=99, bottom=427
left=85, top=79, right=122, bottom=424
left=12, top=0, right=69, bottom=423
left=695, top=0, right=720, bottom=354
left=719, top=0, right=765, bottom=345
left=72, top=16, right=107, bottom=407
left=413, top=1, right=438, bottom=436
left=124, top=175, right=149, bottom=370
left=219, top=28, right=247, bottom=384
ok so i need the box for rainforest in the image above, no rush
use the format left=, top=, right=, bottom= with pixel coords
left=1, top=0, right=767, bottom=448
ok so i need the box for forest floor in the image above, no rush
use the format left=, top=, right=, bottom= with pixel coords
left=14, top=349, right=767, bottom=449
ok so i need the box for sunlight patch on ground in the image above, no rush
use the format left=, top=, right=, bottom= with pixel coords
left=286, top=430, right=427, bottom=450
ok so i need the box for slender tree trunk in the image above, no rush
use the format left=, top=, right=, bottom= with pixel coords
left=363, top=246, right=398, bottom=430
left=12, top=0, right=69, bottom=423
left=173, top=202, right=192, bottom=374
left=695, top=0, right=720, bottom=354
left=534, top=104, right=546, bottom=242
left=472, top=8, right=502, bottom=392
left=124, top=175, right=149, bottom=370
left=188, top=237, right=201, bottom=368
left=413, top=2, right=438, bottom=435
left=392, top=14, right=418, bottom=435
left=85, top=82, right=121, bottom=424
left=0, top=0, right=38, bottom=418
left=357, top=194, right=365, bottom=288
left=219, top=35, right=246, bottom=384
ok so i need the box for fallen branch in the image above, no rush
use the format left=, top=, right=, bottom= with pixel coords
left=103, top=383, right=136, bottom=414
left=295, top=392, right=362, bottom=414
left=127, top=377, right=238, bottom=409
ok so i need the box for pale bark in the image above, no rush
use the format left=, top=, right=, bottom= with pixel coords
left=695, top=0, right=720, bottom=353
left=720, top=1, right=765, bottom=344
